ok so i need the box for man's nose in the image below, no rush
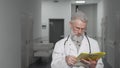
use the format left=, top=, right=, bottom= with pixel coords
left=78, top=29, right=82, bottom=33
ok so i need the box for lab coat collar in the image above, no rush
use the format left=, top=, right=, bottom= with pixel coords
left=65, top=34, right=90, bottom=55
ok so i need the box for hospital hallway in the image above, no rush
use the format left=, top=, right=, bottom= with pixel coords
left=1, top=0, right=120, bottom=68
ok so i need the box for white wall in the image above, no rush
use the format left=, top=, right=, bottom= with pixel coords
left=0, top=0, right=21, bottom=68
left=19, top=0, right=41, bottom=39
left=97, top=0, right=104, bottom=38
left=41, top=0, right=71, bottom=42
left=33, top=0, right=42, bottom=39
left=97, top=0, right=104, bottom=49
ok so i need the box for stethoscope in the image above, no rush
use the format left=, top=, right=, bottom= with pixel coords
left=64, top=32, right=91, bottom=54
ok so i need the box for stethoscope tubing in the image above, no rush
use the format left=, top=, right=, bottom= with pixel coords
left=64, top=33, right=91, bottom=54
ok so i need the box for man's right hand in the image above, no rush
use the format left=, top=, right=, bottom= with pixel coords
left=65, top=55, right=77, bottom=66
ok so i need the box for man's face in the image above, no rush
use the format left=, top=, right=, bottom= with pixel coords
left=70, top=19, right=87, bottom=37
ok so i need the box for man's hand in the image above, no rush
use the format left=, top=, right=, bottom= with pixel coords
left=80, top=58, right=98, bottom=68
left=65, top=55, right=77, bottom=66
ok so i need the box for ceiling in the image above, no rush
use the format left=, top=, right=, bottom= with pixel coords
left=52, top=0, right=101, bottom=4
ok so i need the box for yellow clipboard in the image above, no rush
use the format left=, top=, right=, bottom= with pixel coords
left=77, top=52, right=106, bottom=61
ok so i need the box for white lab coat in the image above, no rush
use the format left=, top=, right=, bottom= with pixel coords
left=51, top=35, right=104, bottom=68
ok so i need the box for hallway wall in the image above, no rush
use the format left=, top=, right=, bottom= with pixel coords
left=0, top=0, right=21, bottom=68
left=103, top=0, right=120, bottom=68
left=33, top=0, right=42, bottom=39
left=97, top=0, right=104, bottom=49
left=0, top=0, right=40, bottom=68
left=20, top=0, right=41, bottom=68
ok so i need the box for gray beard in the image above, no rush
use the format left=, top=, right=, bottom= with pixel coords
left=70, top=31, right=83, bottom=44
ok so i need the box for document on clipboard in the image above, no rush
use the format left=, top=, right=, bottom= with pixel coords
left=77, top=52, right=106, bottom=61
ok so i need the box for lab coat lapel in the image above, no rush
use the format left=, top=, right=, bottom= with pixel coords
left=65, top=38, right=77, bottom=56
left=78, top=36, right=90, bottom=55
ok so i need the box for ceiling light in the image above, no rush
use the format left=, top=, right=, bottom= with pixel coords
left=75, top=1, right=86, bottom=3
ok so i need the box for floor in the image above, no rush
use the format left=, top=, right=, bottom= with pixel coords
left=29, top=57, right=112, bottom=68
left=29, top=57, right=51, bottom=68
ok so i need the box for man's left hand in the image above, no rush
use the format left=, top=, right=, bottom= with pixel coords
left=80, top=58, right=98, bottom=68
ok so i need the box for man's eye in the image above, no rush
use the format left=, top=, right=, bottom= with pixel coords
left=76, top=27, right=80, bottom=29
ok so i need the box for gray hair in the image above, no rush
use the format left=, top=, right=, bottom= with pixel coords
left=71, top=11, right=88, bottom=23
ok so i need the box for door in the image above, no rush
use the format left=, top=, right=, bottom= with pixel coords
left=49, top=19, right=64, bottom=44
left=21, top=14, right=33, bottom=68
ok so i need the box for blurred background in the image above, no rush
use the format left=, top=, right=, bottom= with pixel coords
left=0, top=0, right=120, bottom=68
